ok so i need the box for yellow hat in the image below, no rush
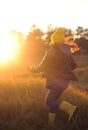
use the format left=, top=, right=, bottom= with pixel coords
left=50, top=27, right=65, bottom=44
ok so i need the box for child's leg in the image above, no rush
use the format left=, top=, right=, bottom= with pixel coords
left=45, top=88, right=65, bottom=127
left=45, top=88, right=64, bottom=113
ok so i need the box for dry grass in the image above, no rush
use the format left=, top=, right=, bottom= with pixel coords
left=0, top=54, right=88, bottom=130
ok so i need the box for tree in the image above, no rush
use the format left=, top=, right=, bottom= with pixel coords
left=76, top=26, right=88, bottom=39
left=24, top=25, right=46, bottom=64
left=75, top=37, right=88, bottom=54
left=65, top=28, right=73, bottom=37
left=45, top=24, right=56, bottom=44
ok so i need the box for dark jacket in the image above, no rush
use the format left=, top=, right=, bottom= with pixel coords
left=35, top=43, right=78, bottom=81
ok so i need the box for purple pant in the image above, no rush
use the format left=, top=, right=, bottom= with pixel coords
left=45, top=78, right=69, bottom=113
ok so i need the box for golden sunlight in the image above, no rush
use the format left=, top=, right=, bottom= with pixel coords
left=0, top=32, right=17, bottom=65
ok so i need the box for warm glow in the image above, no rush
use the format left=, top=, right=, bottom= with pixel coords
left=0, top=0, right=87, bottom=67
left=0, top=32, right=17, bottom=65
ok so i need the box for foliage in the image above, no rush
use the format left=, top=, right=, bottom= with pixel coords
left=8, top=25, right=88, bottom=64
left=24, top=25, right=88, bottom=59
left=24, top=26, right=47, bottom=64
left=75, top=37, right=88, bottom=54
left=76, top=26, right=88, bottom=39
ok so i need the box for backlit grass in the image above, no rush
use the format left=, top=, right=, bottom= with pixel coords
left=0, top=54, right=88, bottom=130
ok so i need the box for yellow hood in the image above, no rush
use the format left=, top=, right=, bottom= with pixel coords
left=50, top=27, right=65, bottom=44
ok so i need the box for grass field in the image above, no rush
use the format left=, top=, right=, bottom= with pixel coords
left=0, top=54, right=88, bottom=130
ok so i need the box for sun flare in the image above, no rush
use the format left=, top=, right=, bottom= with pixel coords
left=0, top=32, right=17, bottom=65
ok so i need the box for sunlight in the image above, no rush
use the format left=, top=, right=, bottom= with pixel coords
left=0, top=32, right=17, bottom=65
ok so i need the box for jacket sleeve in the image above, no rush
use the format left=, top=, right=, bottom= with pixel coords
left=30, top=50, right=52, bottom=73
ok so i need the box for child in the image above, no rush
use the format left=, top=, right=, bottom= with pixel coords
left=30, top=27, right=79, bottom=127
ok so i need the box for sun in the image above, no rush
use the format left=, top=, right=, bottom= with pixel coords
left=0, top=32, right=17, bottom=65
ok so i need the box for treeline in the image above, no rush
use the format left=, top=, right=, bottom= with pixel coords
left=24, top=25, right=88, bottom=63
left=9, top=25, right=88, bottom=64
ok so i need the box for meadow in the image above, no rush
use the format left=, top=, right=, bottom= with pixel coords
left=0, top=54, right=88, bottom=130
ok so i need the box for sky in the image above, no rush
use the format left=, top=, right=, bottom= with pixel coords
left=0, top=0, right=88, bottom=35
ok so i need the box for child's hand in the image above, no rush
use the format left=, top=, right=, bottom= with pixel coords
left=30, top=66, right=37, bottom=73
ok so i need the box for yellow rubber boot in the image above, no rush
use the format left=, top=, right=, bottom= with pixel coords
left=59, top=100, right=77, bottom=122
left=48, top=113, right=56, bottom=127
